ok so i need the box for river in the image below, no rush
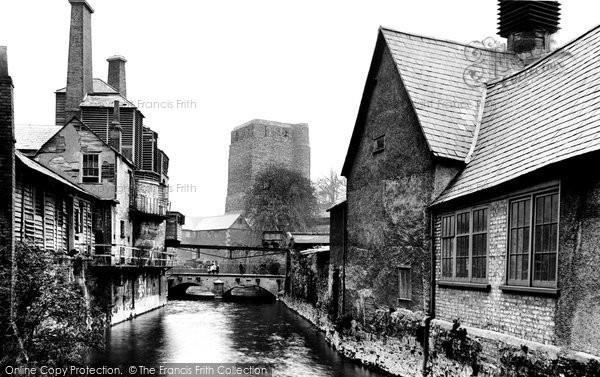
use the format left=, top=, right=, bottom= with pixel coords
left=92, top=300, right=387, bottom=377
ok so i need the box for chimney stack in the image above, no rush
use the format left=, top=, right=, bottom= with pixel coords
left=0, top=45, right=15, bottom=251
left=498, top=0, right=561, bottom=64
left=65, top=0, right=94, bottom=120
left=107, top=55, right=127, bottom=98
left=109, top=100, right=123, bottom=153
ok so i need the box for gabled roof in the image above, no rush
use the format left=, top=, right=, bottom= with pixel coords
left=184, top=213, right=246, bottom=231
left=36, top=117, right=136, bottom=168
left=16, top=150, right=100, bottom=200
left=380, top=28, right=520, bottom=160
left=342, top=27, right=522, bottom=175
left=15, top=124, right=62, bottom=152
left=55, top=78, right=118, bottom=94
left=433, top=25, right=600, bottom=205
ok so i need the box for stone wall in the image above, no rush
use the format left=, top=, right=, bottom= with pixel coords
left=87, top=267, right=167, bottom=325
left=345, top=45, right=438, bottom=316
left=225, top=119, right=310, bottom=213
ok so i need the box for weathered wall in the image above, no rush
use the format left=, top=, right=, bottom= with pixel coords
left=87, top=268, right=167, bottom=325
left=345, top=45, right=436, bottom=315
left=225, top=120, right=310, bottom=213
left=36, top=120, right=117, bottom=201
left=0, top=63, right=15, bottom=248
left=556, top=164, right=600, bottom=355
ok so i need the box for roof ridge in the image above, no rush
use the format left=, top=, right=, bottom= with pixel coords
left=379, top=26, right=516, bottom=55
left=487, top=23, right=600, bottom=89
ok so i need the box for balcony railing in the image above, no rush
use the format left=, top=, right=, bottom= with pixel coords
left=84, top=244, right=174, bottom=268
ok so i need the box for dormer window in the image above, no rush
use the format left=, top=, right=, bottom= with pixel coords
left=82, top=153, right=100, bottom=183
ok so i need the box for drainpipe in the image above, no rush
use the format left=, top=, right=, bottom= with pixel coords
left=422, top=210, right=435, bottom=376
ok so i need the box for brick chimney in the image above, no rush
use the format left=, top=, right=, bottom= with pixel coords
left=109, top=100, right=122, bottom=153
left=107, top=55, right=127, bottom=97
left=498, top=0, right=560, bottom=64
left=65, top=0, right=94, bottom=120
left=0, top=46, right=15, bottom=250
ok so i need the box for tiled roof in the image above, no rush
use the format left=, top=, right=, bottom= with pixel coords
left=56, top=78, right=118, bottom=94
left=184, top=213, right=244, bottom=231
left=381, top=27, right=520, bottom=160
left=15, top=124, right=62, bottom=152
left=433, top=25, right=600, bottom=204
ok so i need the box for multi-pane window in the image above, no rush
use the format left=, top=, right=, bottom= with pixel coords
left=82, top=154, right=100, bottom=183
left=441, top=216, right=455, bottom=278
left=508, top=191, right=558, bottom=287
left=440, top=208, right=488, bottom=282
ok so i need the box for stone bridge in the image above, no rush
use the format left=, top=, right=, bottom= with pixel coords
left=167, top=268, right=285, bottom=300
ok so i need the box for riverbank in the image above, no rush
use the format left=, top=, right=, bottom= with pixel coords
left=280, top=296, right=423, bottom=377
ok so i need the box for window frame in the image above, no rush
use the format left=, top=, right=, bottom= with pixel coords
left=439, top=206, right=489, bottom=284
left=506, top=188, right=560, bottom=289
left=81, top=153, right=101, bottom=183
left=372, top=134, right=385, bottom=154
left=397, top=265, right=412, bottom=302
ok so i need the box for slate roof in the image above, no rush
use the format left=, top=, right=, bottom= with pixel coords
left=15, top=124, right=62, bottom=152
left=80, top=93, right=136, bottom=108
left=433, top=25, right=600, bottom=204
left=380, top=27, right=520, bottom=160
left=184, top=213, right=246, bottom=231
left=55, top=78, right=118, bottom=94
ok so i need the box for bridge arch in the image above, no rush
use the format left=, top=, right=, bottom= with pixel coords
left=168, top=281, right=202, bottom=298
left=223, top=285, right=276, bottom=302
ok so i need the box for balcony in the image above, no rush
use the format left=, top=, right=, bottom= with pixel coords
left=82, top=244, right=175, bottom=268
left=130, top=170, right=170, bottom=218
left=131, top=194, right=170, bottom=217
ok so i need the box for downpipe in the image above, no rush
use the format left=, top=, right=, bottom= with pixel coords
left=422, top=211, right=436, bottom=377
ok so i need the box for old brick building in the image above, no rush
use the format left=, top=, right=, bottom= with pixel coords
left=225, top=119, right=310, bottom=213
left=286, top=1, right=600, bottom=376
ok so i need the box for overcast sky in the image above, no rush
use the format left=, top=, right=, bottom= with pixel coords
left=2, top=0, right=598, bottom=217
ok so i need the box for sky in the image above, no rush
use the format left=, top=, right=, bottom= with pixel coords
left=1, top=0, right=598, bottom=217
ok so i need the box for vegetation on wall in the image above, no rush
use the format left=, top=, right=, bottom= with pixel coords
left=244, top=164, right=318, bottom=232
left=0, top=243, right=104, bottom=368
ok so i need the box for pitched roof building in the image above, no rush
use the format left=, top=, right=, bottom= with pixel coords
left=328, top=0, right=600, bottom=374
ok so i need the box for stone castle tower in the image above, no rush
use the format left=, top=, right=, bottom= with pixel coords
left=225, top=119, right=310, bottom=213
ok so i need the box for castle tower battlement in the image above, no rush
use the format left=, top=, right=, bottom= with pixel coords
left=225, top=119, right=310, bottom=213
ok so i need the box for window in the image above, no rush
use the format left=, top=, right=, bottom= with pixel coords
left=398, top=266, right=412, bottom=301
left=373, top=134, right=385, bottom=154
left=120, top=220, right=125, bottom=239
left=82, top=154, right=100, bottom=183
left=440, top=208, right=488, bottom=282
left=508, top=191, right=558, bottom=288
left=74, top=207, right=82, bottom=234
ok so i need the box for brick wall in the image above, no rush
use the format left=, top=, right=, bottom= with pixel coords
left=434, top=199, right=557, bottom=345
left=0, top=58, right=15, bottom=249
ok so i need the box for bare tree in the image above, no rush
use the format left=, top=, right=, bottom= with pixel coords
left=314, top=169, right=346, bottom=211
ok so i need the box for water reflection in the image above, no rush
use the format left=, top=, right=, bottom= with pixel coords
left=93, top=301, right=385, bottom=377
